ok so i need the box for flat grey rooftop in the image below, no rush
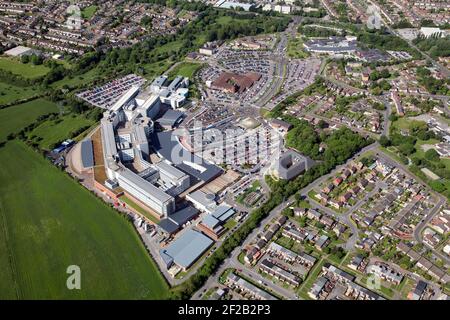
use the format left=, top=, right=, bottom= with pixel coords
left=162, top=230, right=213, bottom=269
left=151, top=131, right=222, bottom=182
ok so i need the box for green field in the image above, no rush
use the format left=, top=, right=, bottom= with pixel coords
left=142, top=60, right=174, bottom=80
left=153, top=40, right=184, bottom=56
left=0, top=98, right=59, bottom=142
left=0, top=81, right=39, bottom=105
left=51, top=67, right=101, bottom=89
left=287, top=36, right=309, bottom=59
left=0, top=57, right=50, bottom=79
left=81, top=5, right=97, bottom=19
left=27, top=114, right=95, bottom=149
left=0, top=141, right=169, bottom=299
left=120, top=196, right=159, bottom=224
left=167, top=62, right=203, bottom=80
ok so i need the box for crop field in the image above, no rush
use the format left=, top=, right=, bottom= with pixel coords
left=27, top=114, right=95, bottom=149
left=0, top=141, right=169, bottom=299
left=0, top=98, right=59, bottom=142
left=0, top=82, right=39, bottom=105
left=0, top=57, right=50, bottom=79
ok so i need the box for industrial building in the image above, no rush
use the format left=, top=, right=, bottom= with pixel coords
left=197, top=205, right=236, bottom=240
left=158, top=206, right=200, bottom=235
left=186, top=190, right=217, bottom=213
left=160, top=229, right=214, bottom=270
left=4, top=45, right=40, bottom=57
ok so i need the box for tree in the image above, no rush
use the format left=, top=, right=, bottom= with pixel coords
left=389, top=114, right=398, bottom=122
left=425, top=149, right=440, bottom=162
left=398, top=143, right=415, bottom=156
left=21, top=55, right=30, bottom=64
left=379, top=135, right=390, bottom=147
left=31, top=54, right=43, bottom=65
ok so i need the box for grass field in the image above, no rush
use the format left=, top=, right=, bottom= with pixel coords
left=0, top=98, right=59, bottom=142
left=167, top=62, right=203, bottom=80
left=81, top=5, right=97, bottom=19
left=142, top=60, right=174, bottom=80
left=0, top=141, right=169, bottom=299
left=287, top=36, right=309, bottom=59
left=27, top=114, right=95, bottom=149
left=0, top=81, right=40, bottom=105
left=120, top=196, right=159, bottom=224
left=51, top=67, right=101, bottom=89
left=0, top=57, right=50, bottom=79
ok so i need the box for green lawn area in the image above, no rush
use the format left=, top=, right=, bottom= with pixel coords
left=0, top=98, right=59, bottom=142
left=51, top=67, right=101, bottom=89
left=224, top=218, right=237, bottom=230
left=81, top=5, right=97, bottom=19
left=120, top=195, right=159, bottom=224
left=287, top=36, right=309, bottom=59
left=216, top=16, right=234, bottom=25
left=142, top=60, right=174, bottom=80
left=297, top=259, right=325, bottom=299
left=0, top=140, right=169, bottom=299
left=27, top=114, right=95, bottom=150
left=0, top=57, right=50, bottom=79
left=153, top=40, right=184, bottom=56
left=0, top=81, right=40, bottom=105
left=167, top=62, right=203, bottom=80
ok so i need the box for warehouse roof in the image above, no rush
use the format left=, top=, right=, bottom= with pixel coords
left=169, top=205, right=199, bottom=226
left=158, top=219, right=180, bottom=235
left=187, top=190, right=216, bottom=209
left=211, top=205, right=235, bottom=222
left=162, top=230, right=213, bottom=269
left=202, top=214, right=221, bottom=229
left=4, top=45, right=35, bottom=57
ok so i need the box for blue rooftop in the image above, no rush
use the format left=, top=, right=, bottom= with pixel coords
left=80, top=139, right=94, bottom=168
left=211, top=205, right=235, bottom=222
left=202, top=215, right=220, bottom=229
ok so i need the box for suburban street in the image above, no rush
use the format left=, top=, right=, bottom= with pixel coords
left=192, top=142, right=379, bottom=300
